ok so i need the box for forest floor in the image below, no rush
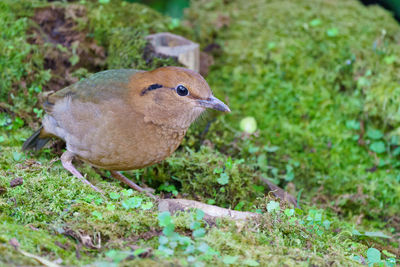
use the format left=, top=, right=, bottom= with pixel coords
left=0, top=0, right=399, bottom=266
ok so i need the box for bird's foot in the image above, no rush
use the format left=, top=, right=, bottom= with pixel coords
left=61, top=151, right=104, bottom=195
left=110, top=171, right=157, bottom=200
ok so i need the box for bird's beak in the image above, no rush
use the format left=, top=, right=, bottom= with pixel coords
left=197, top=96, right=231, bottom=112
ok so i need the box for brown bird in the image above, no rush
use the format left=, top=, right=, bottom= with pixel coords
left=23, top=67, right=230, bottom=197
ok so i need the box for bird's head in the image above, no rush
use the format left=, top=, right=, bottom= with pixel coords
left=131, top=66, right=230, bottom=129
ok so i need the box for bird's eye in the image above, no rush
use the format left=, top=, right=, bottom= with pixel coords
left=176, top=85, right=189, bottom=96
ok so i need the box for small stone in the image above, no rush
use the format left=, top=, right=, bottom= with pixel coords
left=10, top=177, right=23, bottom=187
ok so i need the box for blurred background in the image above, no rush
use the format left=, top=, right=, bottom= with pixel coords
left=130, top=0, right=400, bottom=20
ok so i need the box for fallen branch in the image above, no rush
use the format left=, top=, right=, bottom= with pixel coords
left=158, top=199, right=260, bottom=224
left=258, top=176, right=299, bottom=208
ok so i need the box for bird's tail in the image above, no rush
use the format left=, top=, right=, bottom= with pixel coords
left=22, top=126, right=51, bottom=151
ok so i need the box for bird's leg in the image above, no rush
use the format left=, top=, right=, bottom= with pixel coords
left=61, top=151, right=104, bottom=194
left=110, top=171, right=157, bottom=200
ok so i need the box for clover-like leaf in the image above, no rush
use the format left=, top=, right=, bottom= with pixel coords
left=367, top=129, right=383, bottom=140
left=369, top=141, right=386, bottom=154
left=217, top=172, right=229, bottom=185
left=366, top=248, right=381, bottom=265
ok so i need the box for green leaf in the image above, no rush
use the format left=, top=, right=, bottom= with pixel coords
left=94, top=198, right=103, bottom=205
left=367, top=129, right=383, bottom=140
left=234, top=201, right=245, bottom=211
left=326, top=28, right=339, bottom=37
left=225, top=157, right=233, bottom=170
left=267, top=201, right=280, bottom=213
left=353, top=256, right=361, bottom=263
left=196, top=242, right=210, bottom=254
left=323, top=220, right=331, bottom=229
left=162, top=224, right=175, bottom=236
left=243, top=259, right=260, bottom=266
left=121, top=189, right=133, bottom=197
left=83, top=194, right=96, bottom=202
left=195, top=209, right=205, bottom=221
left=223, top=255, right=238, bottom=265
left=158, top=245, right=174, bottom=256
left=384, top=55, right=396, bottom=64
left=382, top=250, right=396, bottom=258
left=345, top=120, right=360, bottom=130
left=0, top=136, right=4, bottom=143
left=190, top=221, right=201, bottom=230
left=193, top=228, right=206, bottom=238
left=158, top=211, right=172, bottom=227
left=252, top=185, right=265, bottom=193
left=267, top=42, right=276, bottom=50
left=363, top=231, right=391, bottom=239
left=122, top=197, right=142, bottom=209
left=264, top=145, right=279, bottom=152
left=309, top=19, right=321, bottom=27
left=12, top=117, right=24, bottom=129
left=285, top=164, right=295, bottom=181
left=385, top=258, right=396, bottom=267
left=141, top=202, right=153, bottom=210
left=284, top=209, right=294, bottom=217
left=91, top=211, right=103, bottom=220
left=295, top=208, right=304, bottom=216
left=392, top=147, right=400, bottom=156
left=217, top=172, right=229, bottom=185
left=168, top=18, right=180, bottom=30
left=159, top=235, right=168, bottom=245
left=213, top=168, right=223, bottom=174
left=99, top=0, right=110, bottom=3
left=207, top=199, right=216, bottom=205
left=13, top=152, right=23, bottom=162
left=69, top=54, right=79, bottom=66
left=106, top=204, right=115, bottom=211
left=369, top=141, right=386, bottom=154
left=109, top=192, right=120, bottom=200
left=357, top=77, right=370, bottom=88
left=366, top=248, right=381, bottom=265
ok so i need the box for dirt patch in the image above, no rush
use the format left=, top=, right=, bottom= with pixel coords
left=128, top=228, right=162, bottom=243
left=28, top=4, right=106, bottom=92
left=9, top=177, right=23, bottom=188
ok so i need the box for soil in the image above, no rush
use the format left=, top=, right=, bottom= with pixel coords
left=28, top=5, right=106, bottom=92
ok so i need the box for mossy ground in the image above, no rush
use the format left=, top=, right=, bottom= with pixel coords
left=0, top=0, right=399, bottom=266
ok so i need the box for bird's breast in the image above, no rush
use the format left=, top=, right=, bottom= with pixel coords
left=80, top=119, right=187, bottom=171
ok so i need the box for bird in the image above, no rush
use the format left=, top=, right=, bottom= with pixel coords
left=22, top=66, right=230, bottom=197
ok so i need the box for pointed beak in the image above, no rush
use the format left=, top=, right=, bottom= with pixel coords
left=197, top=96, right=231, bottom=112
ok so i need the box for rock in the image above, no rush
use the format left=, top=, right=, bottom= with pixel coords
left=146, top=32, right=200, bottom=72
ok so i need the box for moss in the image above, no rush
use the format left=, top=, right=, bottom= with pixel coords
left=0, top=0, right=50, bottom=115
left=185, top=0, right=400, bottom=221
left=146, top=146, right=263, bottom=210
left=85, top=1, right=181, bottom=70
left=1, top=0, right=400, bottom=265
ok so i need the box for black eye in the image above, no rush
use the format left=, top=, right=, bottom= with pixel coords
left=176, top=85, right=189, bottom=96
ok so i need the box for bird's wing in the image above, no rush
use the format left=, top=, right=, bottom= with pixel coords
left=44, top=69, right=143, bottom=113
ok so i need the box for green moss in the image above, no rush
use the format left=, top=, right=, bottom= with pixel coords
left=1, top=0, right=399, bottom=265
left=186, top=0, right=400, bottom=221
left=0, top=0, right=50, bottom=115
left=149, top=146, right=263, bottom=210
left=86, top=1, right=181, bottom=70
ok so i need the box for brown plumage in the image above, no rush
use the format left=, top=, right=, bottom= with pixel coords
left=23, top=66, right=230, bottom=196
